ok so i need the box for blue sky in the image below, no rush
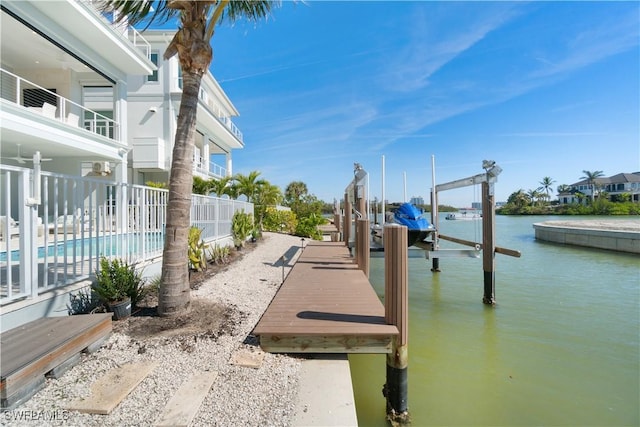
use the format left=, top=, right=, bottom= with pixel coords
left=208, top=1, right=639, bottom=207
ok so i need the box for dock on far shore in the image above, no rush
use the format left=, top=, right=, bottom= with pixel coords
left=533, top=219, right=640, bottom=254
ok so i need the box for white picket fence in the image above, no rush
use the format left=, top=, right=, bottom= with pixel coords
left=0, top=164, right=253, bottom=305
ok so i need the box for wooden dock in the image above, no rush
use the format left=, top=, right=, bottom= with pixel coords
left=254, top=241, right=398, bottom=353
left=1, top=313, right=112, bottom=409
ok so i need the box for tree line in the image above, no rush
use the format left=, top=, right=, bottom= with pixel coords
left=499, top=170, right=639, bottom=215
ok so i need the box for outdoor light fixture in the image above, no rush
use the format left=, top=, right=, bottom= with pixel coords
left=354, top=162, right=367, bottom=181
left=482, top=160, right=502, bottom=178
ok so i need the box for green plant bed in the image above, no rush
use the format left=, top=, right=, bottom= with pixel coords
left=93, top=257, right=145, bottom=318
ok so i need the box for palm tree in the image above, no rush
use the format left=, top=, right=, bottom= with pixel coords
left=507, top=189, right=529, bottom=208
left=103, top=1, right=279, bottom=316
left=253, top=182, right=283, bottom=228
left=210, top=176, right=232, bottom=198
left=538, top=176, right=556, bottom=200
left=527, top=189, right=542, bottom=206
left=580, top=170, right=605, bottom=204
left=284, top=181, right=308, bottom=205
left=234, top=171, right=266, bottom=202
left=192, top=176, right=212, bottom=195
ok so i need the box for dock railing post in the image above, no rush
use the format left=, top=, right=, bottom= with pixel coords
left=356, top=218, right=370, bottom=277
left=383, top=223, right=409, bottom=424
left=430, top=190, right=440, bottom=272
left=482, top=180, right=496, bottom=304
left=344, top=193, right=351, bottom=248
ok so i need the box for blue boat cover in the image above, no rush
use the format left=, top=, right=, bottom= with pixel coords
left=394, top=203, right=432, bottom=231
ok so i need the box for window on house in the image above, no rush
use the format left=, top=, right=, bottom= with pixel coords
left=147, top=52, right=159, bottom=83
left=84, top=110, right=114, bottom=138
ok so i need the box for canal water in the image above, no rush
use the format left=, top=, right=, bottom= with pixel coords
left=349, top=215, right=639, bottom=426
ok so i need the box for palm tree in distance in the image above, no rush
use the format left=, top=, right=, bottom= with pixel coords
left=580, top=170, right=605, bottom=204
left=210, top=175, right=233, bottom=198
left=103, top=1, right=279, bottom=316
left=538, top=176, right=556, bottom=201
left=234, top=171, right=267, bottom=203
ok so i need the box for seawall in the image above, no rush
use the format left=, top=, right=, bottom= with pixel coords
left=532, top=219, right=640, bottom=253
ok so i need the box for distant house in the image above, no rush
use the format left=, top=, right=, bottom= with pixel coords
left=558, top=172, right=640, bottom=204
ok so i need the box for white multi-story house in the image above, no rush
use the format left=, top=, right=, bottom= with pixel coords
left=0, top=0, right=155, bottom=330
left=126, top=30, right=243, bottom=186
left=0, top=1, right=251, bottom=336
left=558, top=172, right=640, bottom=204
left=0, top=0, right=155, bottom=183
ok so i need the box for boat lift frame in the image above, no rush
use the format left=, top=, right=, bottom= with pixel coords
left=425, top=157, right=520, bottom=305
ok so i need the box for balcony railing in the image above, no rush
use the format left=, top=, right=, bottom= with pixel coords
left=193, top=154, right=226, bottom=179
left=178, top=77, right=244, bottom=143
left=82, top=0, right=151, bottom=59
left=0, top=69, right=119, bottom=141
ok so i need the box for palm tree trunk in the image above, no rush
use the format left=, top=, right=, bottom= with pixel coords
left=158, top=70, right=202, bottom=316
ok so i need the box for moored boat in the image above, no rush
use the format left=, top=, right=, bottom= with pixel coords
left=445, top=209, right=482, bottom=220
left=372, top=203, right=435, bottom=247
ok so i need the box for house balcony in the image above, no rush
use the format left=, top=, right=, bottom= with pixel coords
left=83, top=0, right=151, bottom=60
left=0, top=69, right=127, bottom=162
left=193, top=155, right=227, bottom=180
left=175, top=77, right=244, bottom=150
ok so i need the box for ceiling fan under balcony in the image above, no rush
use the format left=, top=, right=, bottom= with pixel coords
left=1, top=144, right=52, bottom=164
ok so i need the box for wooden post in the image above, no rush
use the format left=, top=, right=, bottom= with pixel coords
left=482, top=180, right=496, bottom=305
left=356, top=218, right=370, bottom=277
left=344, top=193, right=351, bottom=247
left=383, top=224, right=409, bottom=423
left=333, top=213, right=342, bottom=241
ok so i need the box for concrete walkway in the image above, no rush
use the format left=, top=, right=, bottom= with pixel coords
left=293, top=354, right=358, bottom=427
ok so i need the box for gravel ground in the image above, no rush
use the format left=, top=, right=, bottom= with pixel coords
left=5, top=232, right=305, bottom=427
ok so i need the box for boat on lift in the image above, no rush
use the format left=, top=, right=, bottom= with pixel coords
left=371, top=202, right=435, bottom=247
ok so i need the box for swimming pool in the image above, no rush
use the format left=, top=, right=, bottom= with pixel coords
left=0, top=232, right=165, bottom=262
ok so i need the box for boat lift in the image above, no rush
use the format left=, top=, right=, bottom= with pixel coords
left=421, top=157, right=521, bottom=304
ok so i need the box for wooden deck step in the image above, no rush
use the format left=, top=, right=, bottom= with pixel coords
left=0, top=313, right=112, bottom=410
left=254, top=242, right=398, bottom=353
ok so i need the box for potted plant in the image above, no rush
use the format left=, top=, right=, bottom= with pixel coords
left=93, top=257, right=144, bottom=320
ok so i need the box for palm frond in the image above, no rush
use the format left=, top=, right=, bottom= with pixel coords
left=99, top=0, right=178, bottom=29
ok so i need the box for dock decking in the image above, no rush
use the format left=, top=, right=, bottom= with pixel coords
left=1, top=313, right=112, bottom=409
left=254, top=241, right=398, bottom=353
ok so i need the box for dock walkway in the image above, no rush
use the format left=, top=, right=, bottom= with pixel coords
left=254, top=241, right=397, bottom=353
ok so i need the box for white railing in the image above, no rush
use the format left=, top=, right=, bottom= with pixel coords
left=193, top=154, right=226, bottom=179
left=0, top=69, right=119, bottom=141
left=82, top=0, right=151, bottom=59
left=178, top=77, right=244, bottom=143
left=0, top=164, right=253, bottom=305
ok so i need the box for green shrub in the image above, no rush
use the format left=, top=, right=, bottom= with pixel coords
left=209, top=244, right=231, bottom=265
left=94, top=257, right=145, bottom=306
left=188, top=226, right=208, bottom=271
left=232, top=211, right=254, bottom=248
left=262, top=207, right=297, bottom=233
left=294, top=213, right=326, bottom=240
